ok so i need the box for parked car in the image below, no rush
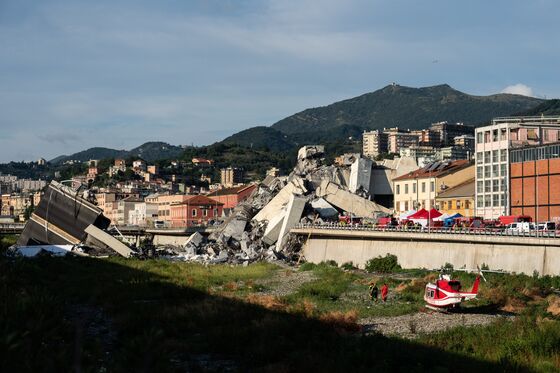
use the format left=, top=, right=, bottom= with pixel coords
left=505, top=222, right=535, bottom=233
left=536, top=221, right=556, bottom=231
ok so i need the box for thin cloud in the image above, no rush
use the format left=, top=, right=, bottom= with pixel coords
left=501, top=84, right=534, bottom=97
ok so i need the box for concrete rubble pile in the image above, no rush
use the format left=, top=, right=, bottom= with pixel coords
left=168, top=145, right=391, bottom=265
left=12, top=180, right=135, bottom=258
left=8, top=145, right=391, bottom=264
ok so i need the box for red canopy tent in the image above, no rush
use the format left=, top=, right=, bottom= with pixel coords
left=408, top=208, right=429, bottom=219
left=428, top=208, right=442, bottom=218
left=408, top=208, right=442, bottom=220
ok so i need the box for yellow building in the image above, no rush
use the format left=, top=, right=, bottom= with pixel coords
left=435, top=179, right=475, bottom=217
left=393, top=160, right=474, bottom=215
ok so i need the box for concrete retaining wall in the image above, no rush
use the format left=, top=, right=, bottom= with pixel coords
left=298, top=230, right=560, bottom=276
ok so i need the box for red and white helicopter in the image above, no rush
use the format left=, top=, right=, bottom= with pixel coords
left=424, top=266, right=487, bottom=311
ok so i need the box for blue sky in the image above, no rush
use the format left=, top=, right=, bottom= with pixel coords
left=1, top=0, right=559, bottom=162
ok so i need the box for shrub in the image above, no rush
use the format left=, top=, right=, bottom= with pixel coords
left=299, top=262, right=317, bottom=271
left=322, top=260, right=338, bottom=267
left=340, top=262, right=355, bottom=271
left=365, top=254, right=401, bottom=273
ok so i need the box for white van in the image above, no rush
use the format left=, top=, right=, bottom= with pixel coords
left=505, top=222, right=535, bottom=233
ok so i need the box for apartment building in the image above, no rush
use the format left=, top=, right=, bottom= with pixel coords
left=509, top=142, right=560, bottom=221
left=435, top=179, right=475, bottom=217
left=386, top=128, right=419, bottom=154
left=430, top=121, right=474, bottom=147
left=155, top=194, right=192, bottom=224
left=207, top=184, right=257, bottom=210
left=220, top=167, right=244, bottom=187
left=393, top=160, right=473, bottom=215
left=170, top=195, right=224, bottom=228
left=362, top=130, right=388, bottom=158
left=474, top=116, right=560, bottom=219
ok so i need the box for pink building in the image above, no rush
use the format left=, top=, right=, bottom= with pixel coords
left=170, top=195, right=223, bottom=227
left=207, top=184, right=257, bottom=210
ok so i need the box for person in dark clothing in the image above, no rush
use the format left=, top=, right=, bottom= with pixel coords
left=368, top=282, right=379, bottom=301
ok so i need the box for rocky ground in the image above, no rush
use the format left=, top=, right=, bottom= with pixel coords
left=359, top=310, right=513, bottom=339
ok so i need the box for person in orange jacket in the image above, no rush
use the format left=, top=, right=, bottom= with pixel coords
left=381, top=283, right=389, bottom=302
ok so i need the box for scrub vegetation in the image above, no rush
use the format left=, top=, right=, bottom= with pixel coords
left=1, top=254, right=560, bottom=372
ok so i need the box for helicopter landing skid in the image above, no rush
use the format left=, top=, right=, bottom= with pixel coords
left=424, top=304, right=450, bottom=313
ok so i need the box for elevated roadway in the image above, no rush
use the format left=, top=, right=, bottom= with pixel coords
left=291, top=224, right=560, bottom=276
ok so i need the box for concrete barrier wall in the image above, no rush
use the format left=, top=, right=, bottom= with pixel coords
left=302, top=234, right=560, bottom=276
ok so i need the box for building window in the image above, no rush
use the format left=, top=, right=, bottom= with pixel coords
left=477, top=166, right=483, bottom=179
left=500, top=179, right=506, bottom=191
left=492, top=150, right=499, bottom=163
left=404, top=201, right=409, bottom=211
left=396, top=185, right=400, bottom=195
left=203, top=209, right=208, bottom=217
left=484, top=166, right=491, bottom=178
left=192, top=209, right=197, bottom=217
left=213, top=208, right=218, bottom=216
left=476, top=152, right=483, bottom=164
left=500, top=128, right=507, bottom=141
left=493, top=180, right=499, bottom=192
left=477, top=195, right=483, bottom=208
left=484, top=151, right=491, bottom=163
left=493, top=129, right=498, bottom=142
left=501, top=150, right=507, bottom=162
left=477, top=132, right=483, bottom=144
left=405, top=184, right=409, bottom=194
left=500, top=194, right=505, bottom=206
left=485, top=196, right=491, bottom=207
left=492, top=194, right=499, bottom=207
left=465, top=200, right=470, bottom=209
left=484, top=131, right=491, bottom=143
left=421, top=182, right=426, bottom=193
left=430, top=181, right=434, bottom=192
left=412, top=183, right=416, bottom=193
left=476, top=181, right=483, bottom=193
left=485, top=180, right=491, bottom=193
left=500, top=164, right=506, bottom=176
left=492, top=165, right=499, bottom=177
left=456, top=200, right=461, bottom=208
left=527, top=129, right=538, bottom=141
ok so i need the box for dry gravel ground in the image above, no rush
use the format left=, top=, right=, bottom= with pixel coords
left=359, top=310, right=513, bottom=339
left=254, top=266, right=317, bottom=297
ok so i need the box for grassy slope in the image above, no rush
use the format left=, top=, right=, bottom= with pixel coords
left=2, top=256, right=559, bottom=372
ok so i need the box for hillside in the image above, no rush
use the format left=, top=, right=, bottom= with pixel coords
left=50, top=142, right=184, bottom=164
left=517, top=99, right=560, bottom=116
left=221, top=84, right=544, bottom=149
left=268, top=84, right=543, bottom=143
left=50, top=147, right=127, bottom=164
left=220, top=126, right=296, bottom=151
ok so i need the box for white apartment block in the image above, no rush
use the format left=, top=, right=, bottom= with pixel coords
left=362, top=130, right=388, bottom=158
left=475, top=116, right=560, bottom=219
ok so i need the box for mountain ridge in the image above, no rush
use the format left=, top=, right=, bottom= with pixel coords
left=50, top=141, right=184, bottom=164
left=222, top=83, right=544, bottom=150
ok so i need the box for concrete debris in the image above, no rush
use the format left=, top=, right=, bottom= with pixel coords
left=164, top=146, right=390, bottom=265
left=277, top=194, right=307, bottom=251
left=15, top=180, right=135, bottom=258
left=85, top=224, right=134, bottom=258
left=10, top=146, right=394, bottom=266
left=310, top=198, right=339, bottom=219
left=10, top=244, right=83, bottom=257
left=316, top=180, right=391, bottom=217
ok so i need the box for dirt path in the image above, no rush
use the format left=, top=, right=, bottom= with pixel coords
left=359, top=310, right=513, bottom=339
